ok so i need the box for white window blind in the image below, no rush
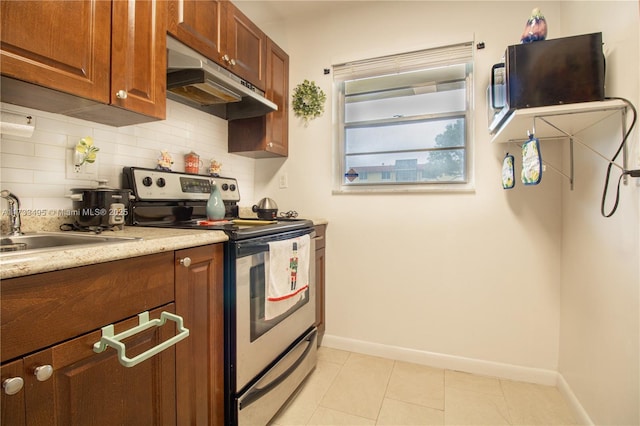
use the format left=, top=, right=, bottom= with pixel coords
left=333, top=42, right=473, bottom=82
left=332, top=41, right=475, bottom=193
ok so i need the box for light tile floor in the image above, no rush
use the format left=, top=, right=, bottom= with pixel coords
left=270, top=347, right=578, bottom=425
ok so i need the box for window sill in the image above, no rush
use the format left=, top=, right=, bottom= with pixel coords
left=332, top=182, right=476, bottom=195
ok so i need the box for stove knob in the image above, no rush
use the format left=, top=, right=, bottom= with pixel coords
left=221, top=183, right=229, bottom=191
left=229, top=184, right=236, bottom=192
left=142, top=177, right=153, bottom=187
left=156, top=177, right=166, bottom=187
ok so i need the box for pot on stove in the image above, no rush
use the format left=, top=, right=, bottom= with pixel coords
left=69, top=180, right=133, bottom=230
left=252, top=197, right=278, bottom=220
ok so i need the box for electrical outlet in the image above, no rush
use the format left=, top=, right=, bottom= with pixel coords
left=66, top=148, right=98, bottom=180
left=279, top=173, right=288, bottom=189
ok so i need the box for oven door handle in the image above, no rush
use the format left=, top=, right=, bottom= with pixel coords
left=239, top=328, right=317, bottom=410
left=490, top=62, right=505, bottom=109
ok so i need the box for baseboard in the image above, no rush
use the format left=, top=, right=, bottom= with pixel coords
left=557, top=373, right=595, bottom=425
left=321, top=334, right=558, bottom=386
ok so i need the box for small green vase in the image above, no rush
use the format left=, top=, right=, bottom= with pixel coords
left=206, top=183, right=225, bottom=220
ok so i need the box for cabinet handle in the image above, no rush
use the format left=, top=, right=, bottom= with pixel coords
left=93, top=311, right=190, bottom=368
left=268, top=142, right=273, bottom=148
left=221, top=54, right=236, bottom=66
left=33, top=365, right=53, bottom=382
left=2, top=377, right=24, bottom=395
left=115, top=90, right=128, bottom=99
left=179, top=257, right=192, bottom=267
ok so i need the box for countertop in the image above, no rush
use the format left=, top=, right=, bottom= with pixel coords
left=1, top=219, right=328, bottom=280
left=0, top=227, right=228, bottom=280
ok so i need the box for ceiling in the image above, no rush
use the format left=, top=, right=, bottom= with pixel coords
left=233, top=0, right=355, bottom=27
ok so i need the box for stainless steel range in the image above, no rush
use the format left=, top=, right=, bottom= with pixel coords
left=123, top=167, right=317, bottom=426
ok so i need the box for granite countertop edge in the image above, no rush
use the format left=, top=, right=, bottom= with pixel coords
left=1, top=219, right=328, bottom=279
left=0, top=227, right=228, bottom=280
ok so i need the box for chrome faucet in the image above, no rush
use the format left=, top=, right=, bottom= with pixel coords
left=1, top=190, right=22, bottom=236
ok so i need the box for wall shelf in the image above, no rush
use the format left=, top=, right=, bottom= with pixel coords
left=490, top=99, right=627, bottom=144
left=490, top=99, right=630, bottom=190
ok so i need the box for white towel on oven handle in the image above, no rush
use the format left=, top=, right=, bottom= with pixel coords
left=265, top=234, right=310, bottom=321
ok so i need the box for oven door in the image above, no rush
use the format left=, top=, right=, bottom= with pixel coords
left=234, top=229, right=316, bottom=392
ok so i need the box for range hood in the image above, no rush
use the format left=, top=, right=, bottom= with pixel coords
left=166, top=36, right=277, bottom=120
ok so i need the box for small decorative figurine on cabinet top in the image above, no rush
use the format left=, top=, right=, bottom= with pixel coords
left=520, top=8, right=548, bottom=43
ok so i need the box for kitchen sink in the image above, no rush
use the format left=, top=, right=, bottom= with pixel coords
left=0, top=232, right=141, bottom=256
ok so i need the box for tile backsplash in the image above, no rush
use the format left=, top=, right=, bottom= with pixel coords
left=0, top=100, right=256, bottom=216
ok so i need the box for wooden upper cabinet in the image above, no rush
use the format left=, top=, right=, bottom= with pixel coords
left=0, top=0, right=166, bottom=126
left=264, top=37, right=289, bottom=156
left=111, top=0, right=167, bottom=120
left=168, top=0, right=266, bottom=90
left=167, top=0, right=225, bottom=63
left=228, top=37, right=289, bottom=157
left=0, top=0, right=111, bottom=103
left=224, top=1, right=266, bottom=91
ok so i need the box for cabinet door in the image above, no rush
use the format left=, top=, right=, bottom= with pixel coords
left=1, top=359, right=26, bottom=426
left=224, top=1, right=266, bottom=90
left=175, top=245, right=224, bottom=425
left=167, top=0, right=225, bottom=66
left=24, top=305, right=177, bottom=426
left=0, top=0, right=111, bottom=103
left=228, top=37, right=289, bottom=158
left=111, top=0, right=167, bottom=120
left=264, top=38, right=289, bottom=156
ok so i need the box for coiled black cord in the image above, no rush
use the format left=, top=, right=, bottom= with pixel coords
left=600, top=97, right=637, bottom=217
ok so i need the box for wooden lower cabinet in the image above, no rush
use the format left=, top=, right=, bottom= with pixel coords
left=315, top=225, right=327, bottom=341
left=1, top=244, right=225, bottom=425
left=175, top=244, right=225, bottom=425
left=1, top=359, right=25, bottom=425
left=2, top=305, right=177, bottom=426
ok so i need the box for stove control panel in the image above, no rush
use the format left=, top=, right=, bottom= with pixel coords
left=124, top=167, right=240, bottom=202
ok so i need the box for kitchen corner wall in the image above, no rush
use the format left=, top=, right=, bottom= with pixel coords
left=250, top=1, right=639, bottom=424
left=557, top=2, right=639, bottom=425
left=254, top=0, right=565, bottom=373
left=0, top=100, right=256, bottom=213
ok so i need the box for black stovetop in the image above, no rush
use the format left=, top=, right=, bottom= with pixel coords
left=134, top=216, right=313, bottom=240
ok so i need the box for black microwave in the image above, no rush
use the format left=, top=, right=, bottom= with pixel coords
left=488, top=32, right=605, bottom=134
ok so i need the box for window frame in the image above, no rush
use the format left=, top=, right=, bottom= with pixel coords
left=332, top=42, right=476, bottom=194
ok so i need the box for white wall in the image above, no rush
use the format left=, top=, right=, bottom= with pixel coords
left=250, top=2, right=639, bottom=423
left=557, top=2, right=639, bottom=425
left=0, top=100, right=257, bottom=212
left=252, top=0, right=566, bottom=374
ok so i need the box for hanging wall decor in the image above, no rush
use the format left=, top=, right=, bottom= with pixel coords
left=74, top=136, right=99, bottom=172
left=292, top=79, right=326, bottom=124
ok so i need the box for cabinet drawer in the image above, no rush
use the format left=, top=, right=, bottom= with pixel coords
left=1, top=252, right=175, bottom=363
